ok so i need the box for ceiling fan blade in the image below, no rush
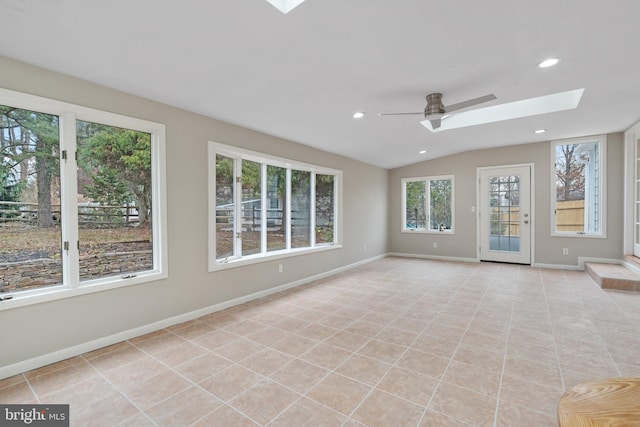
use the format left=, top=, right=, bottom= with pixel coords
left=378, top=112, right=424, bottom=116
left=430, top=118, right=442, bottom=129
left=445, top=94, right=496, bottom=113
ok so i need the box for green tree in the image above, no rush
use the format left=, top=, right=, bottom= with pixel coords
left=0, top=106, right=59, bottom=228
left=429, top=179, right=451, bottom=230
left=78, top=122, right=152, bottom=225
left=405, top=181, right=426, bottom=228
left=0, top=167, right=23, bottom=218
left=241, top=160, right=261, bottom=200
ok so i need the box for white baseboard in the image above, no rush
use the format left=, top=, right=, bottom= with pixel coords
left=0, top=254, right=385, bottom=380
left=387, top=252, right=479, bottom=263
left=532, top=262, right=582, bottom=270
left=390, top=252, right=626, bottom=272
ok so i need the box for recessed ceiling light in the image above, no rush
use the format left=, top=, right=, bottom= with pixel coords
left=539, top=58, right=560, bottom=68
left=534, top=129, right=547, bottom=134
left=352, top=112, right=365, bottom=119
left=265, top=0, right=307, bottom=14
left=419, top=150, right=427, bottom=154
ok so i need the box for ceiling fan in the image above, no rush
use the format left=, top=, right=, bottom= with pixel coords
left=379, top=93, right=497, bottom=129
left=378, top=89, right=584, bottom=132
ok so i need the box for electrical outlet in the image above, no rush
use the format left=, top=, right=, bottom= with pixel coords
left=363, top=244, right=367, bottom=253
left=278, top=264, right=283, bottom=273
left=433, top=242, right=438, bottom=248
left=562, top=248, right=569, bottom=255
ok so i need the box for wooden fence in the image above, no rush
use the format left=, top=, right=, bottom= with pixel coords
left=0, top=201, right=142, bottom=226
left=555, top=200, right=585, bottom=232
left=491, top=200, right=585, bottom=235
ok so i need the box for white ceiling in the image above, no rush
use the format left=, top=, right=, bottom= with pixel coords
left=1, top=0, right=639, bottom=169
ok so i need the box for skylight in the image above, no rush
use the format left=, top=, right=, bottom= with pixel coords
left=421, top=88, right=584, bottom=132
left=265, top=0, right=307, bottom=14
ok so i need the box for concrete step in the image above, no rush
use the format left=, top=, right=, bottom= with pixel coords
left=585, top=262, right=640, bottom=292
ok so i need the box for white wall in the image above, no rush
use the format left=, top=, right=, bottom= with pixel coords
left=0, top=56, right=389, bottom=373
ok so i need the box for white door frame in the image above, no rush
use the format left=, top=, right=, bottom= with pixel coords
left=476, top=163, right=535, bottom=265
left=624, top=121, right=640, bottom=256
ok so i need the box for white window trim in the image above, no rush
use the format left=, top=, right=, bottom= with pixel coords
left=401, top=175, right=455, bottom=234
left=0, top=88, right=168, bottom=310
left=550, top=134, right=607, bottom=238
left=208, top=142, right=342, bottom=271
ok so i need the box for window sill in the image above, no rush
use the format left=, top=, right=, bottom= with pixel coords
left=210, top=244, right=342, bottom=272
left=401, top=229, right=455, bottom=235
left=551, top=232, right=607, bottom=239
left=0, top=270, right=167, bottom=311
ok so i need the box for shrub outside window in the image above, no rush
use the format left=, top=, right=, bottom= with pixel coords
left=402, top=175, right=454, bottom=233
left=209, top=142, right=341, bottom=269
left=0, top=88, right=167, bottom=307
left=551, top=135, right=606, bottom=237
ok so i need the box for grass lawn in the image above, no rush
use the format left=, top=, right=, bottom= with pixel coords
left=0, top=224, right=152, bottom=257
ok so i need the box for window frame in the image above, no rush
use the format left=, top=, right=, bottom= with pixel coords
left=401, top=175, right=455, bottom=234
left=550, top=134, right=607, bottom=238
left=0, top=88, right=168, bottom=309
left=208, top=141, right=342, bottom=271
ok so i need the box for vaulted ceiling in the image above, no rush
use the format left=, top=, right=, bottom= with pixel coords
left=1, top=0, right=639, bottom=168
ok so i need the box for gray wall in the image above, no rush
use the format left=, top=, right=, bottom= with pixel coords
left=0, top=56, right=389, bottom=369
left=388, top=135, right=624, bottom=266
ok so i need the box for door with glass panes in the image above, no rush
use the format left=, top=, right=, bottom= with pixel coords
left=479, top=166, right=531, bottom=264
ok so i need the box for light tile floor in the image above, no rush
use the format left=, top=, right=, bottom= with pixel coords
left=2, top=257, right=640, bottom=426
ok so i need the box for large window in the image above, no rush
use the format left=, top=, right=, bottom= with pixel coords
left=402, top=175, right=454, bottom=233
left=0, top=88, right=167, bottom=306
left=551, top=135, right=606, bottom=236
left=209, top=142, right=340, bottom=269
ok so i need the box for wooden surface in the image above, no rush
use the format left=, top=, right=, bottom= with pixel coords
left=558, top=378, right=640, bottom=426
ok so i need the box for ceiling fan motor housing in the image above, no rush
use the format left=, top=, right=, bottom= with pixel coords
left=425, top=93, right=445, bottom=117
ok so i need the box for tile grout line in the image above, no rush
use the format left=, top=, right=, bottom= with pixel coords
left=307, top=280, right=411, bottom=426
left=419, top=263, right=502, bottom=427
left=127, top=329, right=268, bottom=426
left=335, top=263, right=486, bottom=425
left=592, top=284, right=638, bottom=378
left=545, top=269, right=569, bottom=394
left=490, top=267, right=520, bottom=427
left=170, top=280, right=397, bottom=426
left=188, top=285, right=391, bottom=425
left=260, top=275, right=421, bottom=425
left=22, top=373, right=41, bottom=405
left=79, top=353, right=161, bottom=427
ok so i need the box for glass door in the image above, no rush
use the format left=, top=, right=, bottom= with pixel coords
left=479, top=166, right=531, bottom=264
